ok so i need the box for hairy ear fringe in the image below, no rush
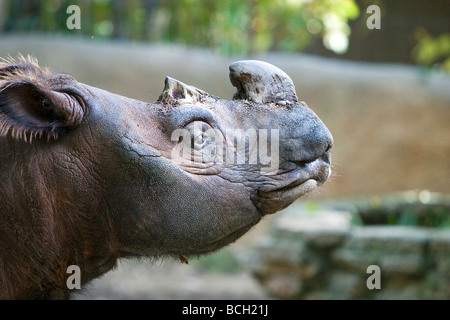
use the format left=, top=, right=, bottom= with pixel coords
left=0, top=54, right=52, bottom=83
left=0, top=55, right=70, bottom=143
left=0, top=117, right=60, bottom=143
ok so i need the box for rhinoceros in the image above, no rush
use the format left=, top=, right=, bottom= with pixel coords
left=0, top=56, right=332, bottom=299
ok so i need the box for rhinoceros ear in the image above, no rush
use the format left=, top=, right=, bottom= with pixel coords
left=158, top=76, right=207, bottom=104
left=0, top=80, right=85, bottom=142
left=229, top=60, right=298, bottom=105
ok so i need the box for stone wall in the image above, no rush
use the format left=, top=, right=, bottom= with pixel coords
left=253, top=193, right=450, bottom=300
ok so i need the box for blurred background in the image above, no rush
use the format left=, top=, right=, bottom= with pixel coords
left=0, top=0, right=449, bottom=299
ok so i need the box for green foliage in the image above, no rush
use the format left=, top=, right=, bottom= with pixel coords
left=303, top=201, right=321, bottom=212
left=350, top=210, right=363, bottom=226
left=150, top=0, right=360, bottom=55
left=354, top=202, right=450, bottom=228
left=413, top=28, right=450, bottom=73
left=0, top=0, right=359, bottom=55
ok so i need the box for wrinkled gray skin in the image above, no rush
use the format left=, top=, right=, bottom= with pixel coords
left=108, top=61, right=333, bottom=256
left=0, top=58, right=332, bottom=299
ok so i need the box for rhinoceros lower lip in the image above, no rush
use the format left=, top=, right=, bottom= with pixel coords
left=255, top=179, right=318, bottom=215
left=259, top=178, right=317, bottom=198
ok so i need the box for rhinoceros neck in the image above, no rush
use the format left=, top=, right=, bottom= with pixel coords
left=0, top=141, right=118, bottom=299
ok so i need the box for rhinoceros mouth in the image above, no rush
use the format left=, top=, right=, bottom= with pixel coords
left=255, top=178, right=317, bottom=215
left=260, top=153, right=331, bottom=190
left=258, top=177, right=317, bottom=200
left=254, top=154, right=331, bottom=215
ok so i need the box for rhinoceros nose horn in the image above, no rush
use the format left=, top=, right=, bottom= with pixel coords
left=229, top=60, right=298, bottom=105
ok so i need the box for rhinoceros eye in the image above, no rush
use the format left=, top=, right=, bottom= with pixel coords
left=193, top=132, right=206, bottom=148
left=184, top=121, right=215, bottom=150
left=193, top=130, right=217, bottom=150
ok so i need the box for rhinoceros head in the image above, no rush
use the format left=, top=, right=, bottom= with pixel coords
left=0, top=56, right=332, bottom=298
